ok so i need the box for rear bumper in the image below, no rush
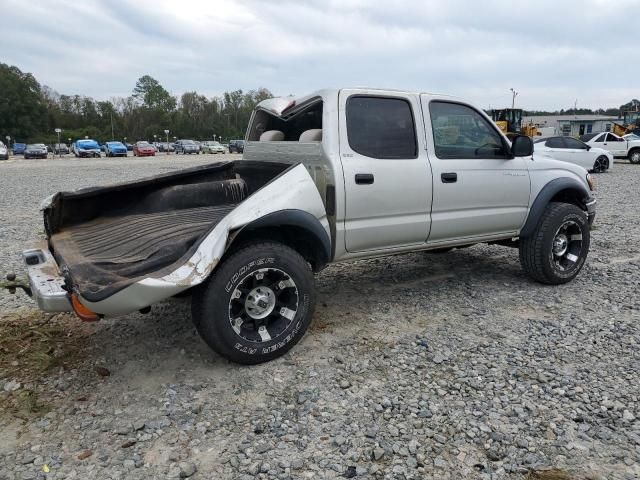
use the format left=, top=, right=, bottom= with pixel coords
left=22, top=249, right=71, bottom=312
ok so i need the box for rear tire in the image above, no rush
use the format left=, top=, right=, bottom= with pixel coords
left=519, top=202, right=590, bottom=285
left=192, top=242, right=316, bottom=365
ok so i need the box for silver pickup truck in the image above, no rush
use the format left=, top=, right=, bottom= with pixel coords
left=16, top=88, right=596, bottom=364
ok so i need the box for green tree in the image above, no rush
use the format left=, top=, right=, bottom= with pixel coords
left=132, top=75, right=176, bottom=111
left=0, top=63, right=47, bottom=141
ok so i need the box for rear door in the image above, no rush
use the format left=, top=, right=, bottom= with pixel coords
left=339, top=90, right=433, bottom=252
left=422, top=98, right=530, bottom=243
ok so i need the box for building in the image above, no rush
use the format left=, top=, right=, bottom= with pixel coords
left=523, top=114, right=621, bottom=137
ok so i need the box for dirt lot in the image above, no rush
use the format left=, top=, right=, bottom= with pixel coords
left=0, top=154, right=638, bottom=479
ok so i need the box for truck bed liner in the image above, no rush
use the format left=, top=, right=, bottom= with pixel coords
left=50, top=204, right=237, bottom=298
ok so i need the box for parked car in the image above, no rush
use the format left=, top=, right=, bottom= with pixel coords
left=583, top=131, right=640, bottom=164
left=0, top=141, right=9, bottom=160
left=24, top=144, right=49, bottom=159
left=155, top=142, right=174, bottom=153
left=72, top=139, right=101, bottom=158
left=174, top=139, right=199, bottom=154
left=534, top=136, right=612, bottom=173
left=12, top=143, right=26, bottom=155
left=17, top=87, right=596, bottom=365
left=194, top=141, right=202, bottom=153
left=105, top=141, right=128, bottom=157
left=125, top=142, right=134, bottom=151
left=53, top=143, right=70, bottom=155
left=201, top=141, right=226, bottom=154
left=228, top=139, right=245, bottom=153
left=133, top=141, right=156, bottom=157
left=47, top=145, right=54, bottom=153
left=99, top=143, right=108, bottom=153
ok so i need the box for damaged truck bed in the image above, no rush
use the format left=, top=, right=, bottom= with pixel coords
left=34, top=160, right=328, bottom=311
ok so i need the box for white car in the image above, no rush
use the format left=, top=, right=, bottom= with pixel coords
left=583, top=131, right=640, bottom=164
left=0, top=141, right=8, bottom=161
left=534, top=136, right=612, bottom=173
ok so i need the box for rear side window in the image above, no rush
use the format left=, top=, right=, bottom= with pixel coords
left=346, top=96, right=417, bottom=159
left=545, top=137, right=565, bottom=148
left=564, top=138, right=588, bottom=149
left=429, top=101, right=508, bottom=159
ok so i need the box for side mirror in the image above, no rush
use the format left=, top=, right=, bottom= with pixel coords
left=511, top=135, right=533, bottom=157
left=586, top=145, right=591, bottom=151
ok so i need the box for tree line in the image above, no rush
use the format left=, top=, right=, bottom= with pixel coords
left=0, top=63, right=273, bottom=145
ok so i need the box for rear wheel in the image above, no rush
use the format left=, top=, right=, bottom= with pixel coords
left=192, top=242, right=316, bottom=364
left=519, top=202, right=590, bottom=284
left=592, top=155, right=608, bottom=173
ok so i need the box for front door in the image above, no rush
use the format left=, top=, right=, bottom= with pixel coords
left=339, top=90, right=433, bottom=252
left=422, top=98, right=531, bottom=243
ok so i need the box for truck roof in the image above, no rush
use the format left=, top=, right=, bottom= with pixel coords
left=256, top=88, right=466, bottom=116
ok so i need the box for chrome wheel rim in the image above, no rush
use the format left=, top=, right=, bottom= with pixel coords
left=632, top=152, right=640, bottom=163
left=551, top=220, right=583, bottom=271
left=229, top=268, right=299, bottom=343
left=594, top=156, right=607, bottom=172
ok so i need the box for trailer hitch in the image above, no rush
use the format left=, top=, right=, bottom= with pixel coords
left=1, top=273, right=32, bottom=297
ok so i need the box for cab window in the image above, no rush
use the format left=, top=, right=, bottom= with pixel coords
left=346, top=96, right=417, bottom=159
left=429, top=101, right=508, bottom=159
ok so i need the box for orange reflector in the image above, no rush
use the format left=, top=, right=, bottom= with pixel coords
left=71, top=294, right=99, bottom=322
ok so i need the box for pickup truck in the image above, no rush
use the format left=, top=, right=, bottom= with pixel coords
left=14, top=88, right=597, bottom=365
left=583, top=131, right=640, bottom=164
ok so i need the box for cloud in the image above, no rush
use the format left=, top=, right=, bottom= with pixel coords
left=1, top=0, right=638, bottom=110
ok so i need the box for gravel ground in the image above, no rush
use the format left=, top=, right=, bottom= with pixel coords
left=0, top=155, right=638, bottom=480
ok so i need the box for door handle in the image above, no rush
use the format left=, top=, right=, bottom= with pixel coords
left=355, top=173, right=374, bottom=185
left=441, top=172, right=457, bottom=183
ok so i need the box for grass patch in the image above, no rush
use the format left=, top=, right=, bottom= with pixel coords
left=0, top=313, right=86, bottom=378
left=0, top=312, right=90, bottom=419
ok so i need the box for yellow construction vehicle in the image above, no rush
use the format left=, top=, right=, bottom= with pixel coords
left=490, top=108, right=538, bottom=138
left=611, top=110, right=640, bottom=137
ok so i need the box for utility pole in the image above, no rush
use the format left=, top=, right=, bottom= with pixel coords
left=510, top=88, right=518, bottom=109
left=110, top=113, right=115, bottom=140
left=574, top=99, right=578, bottom=118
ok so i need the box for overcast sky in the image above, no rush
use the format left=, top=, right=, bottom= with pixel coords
left=3, top=0, right=638, bottom=110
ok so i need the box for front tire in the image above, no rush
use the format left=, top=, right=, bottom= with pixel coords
left=629, top=148, right=640, bottom=164
left=192, top=242, right=316, bottom=365
left=592, top=155, right=608, bottom=173
left=519, top=202, right=590, bottom=285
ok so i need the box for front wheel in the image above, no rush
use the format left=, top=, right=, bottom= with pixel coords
left=192, top=242, right=316, bottom=364
left=629, top=149, right=640, bottom=164
left=592, top=155, right=608, bottom=173
left=519, top=202, right=590, bottom=285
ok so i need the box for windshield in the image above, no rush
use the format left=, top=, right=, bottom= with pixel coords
left=106, top=142, right=124, bottom=147
left=624, top=134, right=640, bottom=141
left=182, top=140, right=195, bottom=145
left=137, top=142, right=150, bottom=146
left=28, top=144, right=45, bottom=148
left=77, top=140, right=99, bottom=148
